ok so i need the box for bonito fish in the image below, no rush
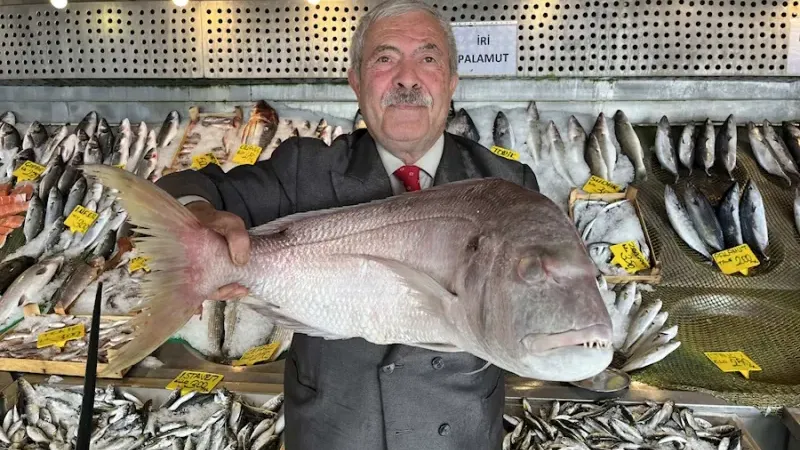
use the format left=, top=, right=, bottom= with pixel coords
left=83, top=165, right=614, bottom=380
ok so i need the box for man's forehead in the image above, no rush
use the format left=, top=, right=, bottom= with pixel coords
left=372, top=42, right=442, bottom=54
left=365, top=11, right=447, bottom=47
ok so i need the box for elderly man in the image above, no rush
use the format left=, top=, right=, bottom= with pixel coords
left=156, top=1, right=538, bottom=448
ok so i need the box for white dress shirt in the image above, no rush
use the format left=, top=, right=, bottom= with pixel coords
left=177, top=134, right=445, bottom=205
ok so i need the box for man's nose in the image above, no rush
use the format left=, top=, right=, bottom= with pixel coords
left=393, top=60, right=420, bottom=90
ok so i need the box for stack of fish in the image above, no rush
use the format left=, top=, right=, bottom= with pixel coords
left=597, top=279, right=680, bottom=373
left=0, top=315, right=133, bottom=364
left=747, top=120, right=800, bottom=185
left=8, top=378, right=285, bottom=450
left=664, top=181, right=769, bottom=263
left=655, top=115, right=738, bottom=180
left=503, top=398, right=744, bottom=450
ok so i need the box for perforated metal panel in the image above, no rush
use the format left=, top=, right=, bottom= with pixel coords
left=0, top=0, right=796, bottom=79
left=0, top=1, right=202, bottom=79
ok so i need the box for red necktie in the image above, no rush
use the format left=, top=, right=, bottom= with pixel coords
left=394, top=165, right=421, bottom=192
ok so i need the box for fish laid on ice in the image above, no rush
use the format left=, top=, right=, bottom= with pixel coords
left=157, top=110, right=181, bottom=149
left=717, top=182, right=743, bottom=249
left=664, top=185, right=711, bottom=260
left=655, top=116, right=678, bottom=180
left=678, top=123, right=695, bottom=175
left=584, top=134, right=608, bottom=180
left=683, top=184, right=725, bottom=253
left=23, top=196, right=44, bottom=243
left=695, top=118, right=715, bottom=176
left=445, top=108, right=480, bottom=143
left=614, top=110, right=646, bottom=182
left=747, top=122, right=789, bottom=184
left=492, top=111, right=515, bottom=150
left=564, top=116, right=590, bottom=186
left=0, top=257, right=35, bottom=294
left=591, top=113, right=617, bottom=177
left=0, top=257, right=62, bottom=324
left=0, top=111, right=15, bottom=126
left=76, top=110, right=99, bottom=137
left=740, top=179, right=769, bottom=261
left=83, top=165, right=614, bottom=381
left=525, top=102, right=541, bottom=165
left=715, top=114, right=737, bottom=180
left=546, top=121, right=573, bottom=186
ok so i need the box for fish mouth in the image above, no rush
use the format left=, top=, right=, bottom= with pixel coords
left=523, top=324, right=613, bottom=354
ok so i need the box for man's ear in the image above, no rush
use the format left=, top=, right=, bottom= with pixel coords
left=449, top=74, right=458, bottom=98
left=348, top=68, right=361, bottom=99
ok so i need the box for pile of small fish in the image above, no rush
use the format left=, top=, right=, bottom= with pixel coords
left=664, top=180, right=768, bottom=263
left=0, top=315, right=133, bottom=364
left=573, top=199, right=651, bottom=277
left=598, top=279, right=680, bottom=373
left=655, top=115, right=738, bottom=181
left=503, top=398, right=744, bottom=450
left=6, top=377, right=285, bottom=450
left=747, top=120, right=800, bottom=185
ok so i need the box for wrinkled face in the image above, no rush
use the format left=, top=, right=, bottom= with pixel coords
left=348, top=11, right=458, bottom=154
left=456, top=229, right=613, bottom=382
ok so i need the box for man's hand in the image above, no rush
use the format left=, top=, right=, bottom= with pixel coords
left=186, top=201, right=251, bottom=301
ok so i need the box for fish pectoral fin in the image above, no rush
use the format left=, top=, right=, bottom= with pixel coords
left=355, top=254, right=458, bottom=321
left=412, top=342, right=462, bottom=353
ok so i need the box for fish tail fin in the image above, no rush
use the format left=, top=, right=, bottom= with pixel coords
left=80, top=164, right=226, bottom=375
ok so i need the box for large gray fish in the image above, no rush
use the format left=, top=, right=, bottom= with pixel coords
left=38, top=156, right=63, bottom=204
left=695, top=118, right=715, bottom=176
left=678, top=123, right=695, bottom=175
left=157, top=111, right=181, bottom=149
left=0, top=122, right=20, bottom=152
left=108, top=118, right=132, bottom=166
left=715, top=114, right=737, bottom=180
left=84, top=165, right=614, bottom=381
left=53, top=256, right=106, bottom=314
left=740, top=179, right=769, bottom=261
left=44, top=186, right=64, bottom=227
left=682, top=184, right=724, bottom=253
left=591, top=113, right=617, bottom=177
left=664, top=185, right=710, bottom=259
left=23, top=196, right=44, bottom=243
left=762, top=120, right=800, bottom=180
left=0, top=111, right=15, bottom=126
left=445, top=108, right=480, bottom=143
left=76, top=111, right=98, bottom=137
left=57, top=165, right=79, bottom=194
left=716, top=182, right=743, bottom=249
left=493, top=111, right=515, bottom=150
left=22, top=121, right=49, bottom=160
left=782, top=121, right=800, bottom=164
left=83, top=136, right=103, bottom=165
left=63, top=176, right=87, bottom=219
left=564, top=116, right=590, bottom=186
left=584, top=133, right=608, bottom=180
left=655, top=116, right=678, bottom=180
left=96, top=118, right=114, bottom=161
left=747, top=122, right=789, bottom=184
left=614, top=110, right=646, bottom=182
left=525, top=102, right=542, bottom=165
left=40, top=125, right=69, bottom=166
left=0, top=257, right=35, bottom=295
left=125, top=122, right=148, bottom=172
left=0, top=256, right=62, bottom=325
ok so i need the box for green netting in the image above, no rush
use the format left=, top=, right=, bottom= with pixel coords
left=615, top=126, right=800, bottom=408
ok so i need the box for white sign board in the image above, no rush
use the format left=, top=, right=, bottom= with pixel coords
left=788, top=18, right=800, bottom=74
left=451, top=21, right=518, bottom=76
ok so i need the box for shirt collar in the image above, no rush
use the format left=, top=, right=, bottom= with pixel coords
left=375, top=134, right=445, bottom=179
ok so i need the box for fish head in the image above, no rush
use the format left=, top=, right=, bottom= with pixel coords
left=455, top=186, right=613, bottom=381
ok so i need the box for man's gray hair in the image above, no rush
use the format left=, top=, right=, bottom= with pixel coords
left=349, top=0, right=458, bottom=76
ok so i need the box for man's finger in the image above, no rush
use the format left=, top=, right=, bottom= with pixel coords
left=209, top=283, right=249, bottom=301
left=209, top=213, right=251, bottom=265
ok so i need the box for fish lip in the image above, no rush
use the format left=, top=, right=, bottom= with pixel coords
left=523, top=324, right=613, bottom=354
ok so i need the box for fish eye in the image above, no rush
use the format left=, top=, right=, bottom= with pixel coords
left=466, top=235, right=481, bottom=252
left=517, top=256, right=545, bottom=284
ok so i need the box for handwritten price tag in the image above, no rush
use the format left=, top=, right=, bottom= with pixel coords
left=37, top=324, right=85, bottom=349
left=191, top=153, right=219, bottom=170
left=166, top=370, right=223, bottom=396
left=128, top=256, right=151, bottom=273
left=712, top=244, right=760, bottom=275
left=705, top=351, right=762, bottom=379
left=12, top=161, right=46, bottom=182
left=113, top=163, right=126, bottom=170
left=232, top=342, right=281, bottom=366
left=232, top=144, right=262, bottom=165
left=64, top=205, right=99, bottom=233
left=582, top=175, right=623, bottom=194
left=610, top=240, right=650, bottom=274
left=489, top=145, right=520, bottom=161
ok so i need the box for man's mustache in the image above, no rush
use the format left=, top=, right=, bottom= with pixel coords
left=381, top=87, right=433, bottom=107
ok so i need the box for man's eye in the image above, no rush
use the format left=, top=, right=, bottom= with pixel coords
left=377, top=56, right=390, bottom=63
left=424, top=56, right=435, bottom=63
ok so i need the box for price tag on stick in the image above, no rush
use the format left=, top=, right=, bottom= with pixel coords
left=712, top=244, right=760, bottom=275
left=705, top=351, right=762, bottom=379
left=166, top=370, right=224, bottom=396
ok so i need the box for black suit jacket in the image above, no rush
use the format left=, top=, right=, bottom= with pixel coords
left=156, top=129, right=539, bottom=450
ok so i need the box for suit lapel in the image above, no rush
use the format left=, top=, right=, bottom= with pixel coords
left=331, top=130, right=393, bottom=206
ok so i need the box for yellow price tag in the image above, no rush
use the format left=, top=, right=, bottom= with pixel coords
left=489, top=145, right=520, bottom=161
left=166, top=370, right=224, bottom=396
left=609, top=240, right=650, bottom=274
left=12, top=161, right=46, bottom=182
left=704, top=351, right=762, bottom=379
left=113, top=163, right=126, bottom=170
left=232, top=342, right=281, bottom=366
left=37, top=324, right=85, bottom=349
left=582, top=175, right=623, bottom=194
left=191, top=153, right=219, bottom=170
left=64, top=205, right=99, bottom=233
left=712, top=244, right=760, bottom=275
left=129, top=256, right=151, bottom=273
left=232, top=144, right=262, bottom=166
